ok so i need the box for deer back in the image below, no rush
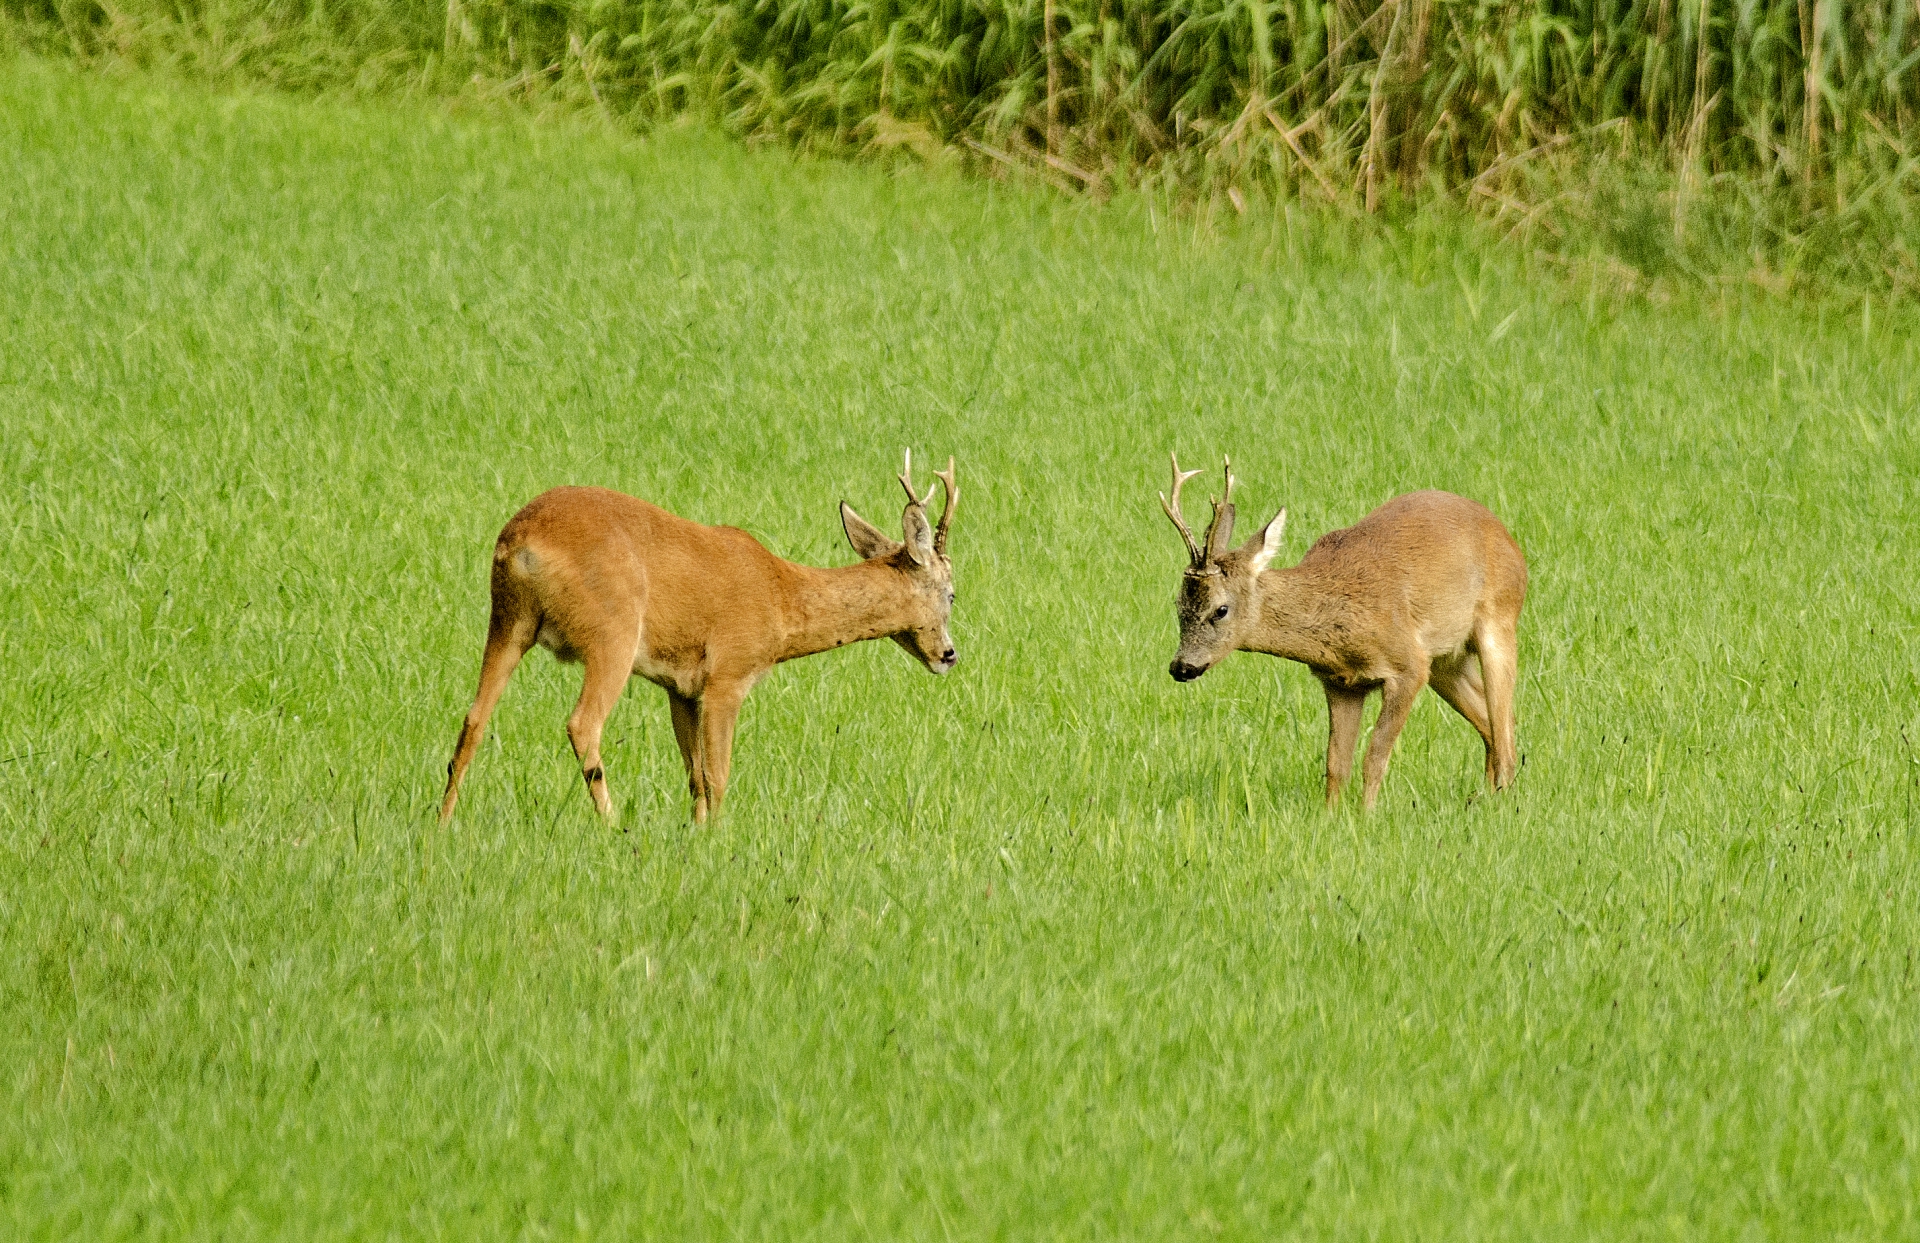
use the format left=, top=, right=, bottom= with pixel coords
left=1275, top=491, right=1525, bottom=663
left=486, top=458, right=961, bottom=696
left=489, top=487, right=788, bottom=678
left=1162, top=461, right=1525, bottom=683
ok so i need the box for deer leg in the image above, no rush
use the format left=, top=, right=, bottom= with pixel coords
left=439, top=613, right=536, bottom=824
left=696, top=684, right=746, bottom=822
left=566, top=646, right=635, bottom=818
left=668, top=691, right=707, bottom=822
left=1322, top=684, right=1368, bottom=808
left=1360, top=670, right=1428, bottom=811
left=1476, top=623, right=1520, bottom=790
left=1430, top=657, right=1496, bottom=786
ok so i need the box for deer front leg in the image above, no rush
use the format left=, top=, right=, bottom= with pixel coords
left=668, top=691, right=707, bottom=822
left=1359, top=669, right=1429, bottom=811
left=696, top=684, right=746, bottom=822
left=1323, top=683, right=1368, bottom=808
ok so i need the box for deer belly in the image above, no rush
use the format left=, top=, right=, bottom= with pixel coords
left=1314, top=662, right=1381, bottom=691
left=628, top=622, right=684, bottom=689
left=535, top=622, right=581, bottom=664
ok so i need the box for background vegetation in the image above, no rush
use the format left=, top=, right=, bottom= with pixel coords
left=5, top=61, right=1919, bottom=1237
left=6, top=0, right=1920, bottom=291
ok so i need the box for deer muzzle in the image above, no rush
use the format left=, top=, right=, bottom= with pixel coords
left=1169, top=656, right=1211, bottom=683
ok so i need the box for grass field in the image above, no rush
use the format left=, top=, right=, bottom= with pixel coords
left=4, top=59, right=1920, bottom=1239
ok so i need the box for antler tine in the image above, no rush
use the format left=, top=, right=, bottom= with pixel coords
left=932, top=456, right=958, bottom=556
left=898, top=448, right=934, bottom=507
left=1221, top=455, right=1236, bottom=505
left=1157, top=450, right=1206, bottom=563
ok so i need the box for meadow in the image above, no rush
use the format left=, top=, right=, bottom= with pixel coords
left=3, top=57, right=1920, bottom=1239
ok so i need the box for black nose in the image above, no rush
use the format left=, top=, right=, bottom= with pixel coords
left=1170, top=660, right=1204, bottom=683
left=942, top=648, right=956, bottom=663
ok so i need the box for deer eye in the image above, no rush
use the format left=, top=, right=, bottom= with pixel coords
left=1212, top=604, right=1229, bottom=621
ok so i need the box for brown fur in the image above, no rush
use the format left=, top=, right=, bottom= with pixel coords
left=1162, top=457, right=1527, bottom=810
left=440, top=458, right=957, bottom=824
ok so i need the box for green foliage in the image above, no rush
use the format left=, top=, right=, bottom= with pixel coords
left=9, top=0, right=1919, bottom=226
left=5, top=64, right=1920, bottom=1237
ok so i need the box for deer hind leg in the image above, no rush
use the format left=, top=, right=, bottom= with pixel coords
left=1323, top=684, right=1368, bottom=809
left=1360, top=669, right=1429, bottom=811
left=668, top=691, right=706, bottom=822
left=440, top=612, right=537, bottom=824
left=567, top=638, right=638, bottom=818
left=1429, top=656, right=1496, bottom=786
left=696, top=684, right=746, bottom=823
left=1475, top=621, right=1520, bottom=790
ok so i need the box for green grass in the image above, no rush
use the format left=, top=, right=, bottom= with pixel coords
left=4, top=59, right=1920, bottom=1239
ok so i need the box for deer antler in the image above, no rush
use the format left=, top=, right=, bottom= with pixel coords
left=932, top=456, right=957, bottom=556
left=1200, top=454, right=1237, bottom=558
left=1158, top=451, right=1206, bottom=564
left=898, top=449, right=935, bottom=508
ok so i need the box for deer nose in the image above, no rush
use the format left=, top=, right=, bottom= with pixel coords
left=942, top=647, right=956, bottom=663
left=1170, top=658, right=1205, bottom=682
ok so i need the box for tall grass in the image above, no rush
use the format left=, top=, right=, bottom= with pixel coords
left=12, top=0, right=1919, bottom=219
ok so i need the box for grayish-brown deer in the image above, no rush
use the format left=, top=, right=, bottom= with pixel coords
left=439, top=453, right=958, bottom=824
left=1159, top=454, right=1527, bottom=809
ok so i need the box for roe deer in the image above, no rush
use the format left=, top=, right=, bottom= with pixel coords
left=439, top=453, right=958, bottom=824
left=1159, top=454, right=1527, bottom=810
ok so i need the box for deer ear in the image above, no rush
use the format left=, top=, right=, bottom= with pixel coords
left=842, top=502, right=900, bottom=560
left=901, top=504, right=935, bottom=567
left=1203, top=502, right=1237, bottom=564
left=1246, top=507, right=1286, bottom=574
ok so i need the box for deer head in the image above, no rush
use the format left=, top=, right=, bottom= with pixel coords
left=841, top=450, right=959, bottom=674
left=1160, top=452, right=1285, bottom=682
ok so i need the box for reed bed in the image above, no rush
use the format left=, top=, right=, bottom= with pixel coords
left=16, top=0, right=1918, bottom=186
left=9, top=0, right=1920, bottom=283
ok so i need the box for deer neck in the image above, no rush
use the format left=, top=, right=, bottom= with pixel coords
left=1243, top=567, right=1352, bottom=668
left=777, top=559, right=917, bottom=662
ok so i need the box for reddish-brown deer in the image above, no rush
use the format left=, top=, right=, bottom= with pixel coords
left=1159, top=454, right=1527, bottom=809
left=439, top=453, right=958, bottom=824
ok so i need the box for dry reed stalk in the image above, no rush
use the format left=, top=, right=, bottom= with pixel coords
left=1677, top=0, right=1714, bottom=237
left=1656, top=0, right=1674, bottom=133
left=1800, top=0, right=1822, bottom=181
left=1364, top=0, right=1404, bottom=212
left=1272, top=3, right=1389, bottom=110
left=1262, top=101, right=1341, bottom=201
left=1045, top=0, right=1060, bottom=157
left=1692, top=0, right=1711, bottom=131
